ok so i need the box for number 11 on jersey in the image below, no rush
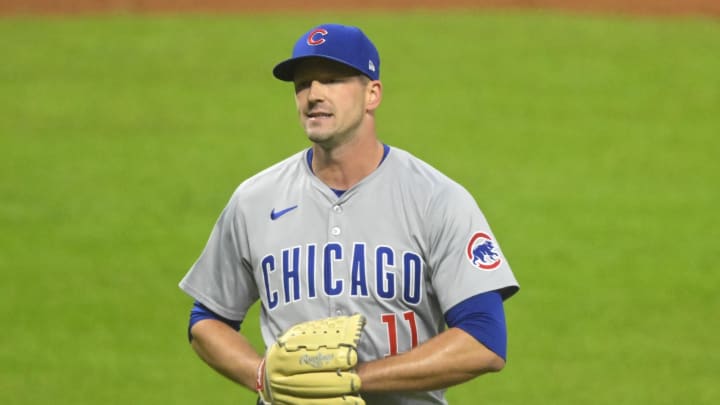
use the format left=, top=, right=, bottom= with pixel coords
left=381, top=311, right=419, bottom=357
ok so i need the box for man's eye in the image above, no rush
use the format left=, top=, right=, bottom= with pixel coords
left=294, top=82, right=311, bottom=92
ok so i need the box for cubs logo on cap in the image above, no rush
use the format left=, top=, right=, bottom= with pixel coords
left=466, top=232, right=502, bottom=270
left=306, top=28, right=328, bottom=46
left=273, top=23, right=380, bottom=81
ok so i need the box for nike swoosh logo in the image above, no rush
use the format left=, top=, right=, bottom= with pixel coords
left=270, top=205, right=298, bottom=220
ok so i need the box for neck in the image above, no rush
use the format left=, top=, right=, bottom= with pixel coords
left=311, top=134, right=384, bottom=191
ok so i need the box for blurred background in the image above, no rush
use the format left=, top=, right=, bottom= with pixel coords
left=1, top=1, right=719, bottom=404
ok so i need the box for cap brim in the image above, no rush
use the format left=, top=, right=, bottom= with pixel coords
left=272, top=57, right=307, bottom=81
left=272, top=55, right=370, bottom=82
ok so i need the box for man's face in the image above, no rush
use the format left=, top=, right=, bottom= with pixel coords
left=292, top=58, right=372, bottom=146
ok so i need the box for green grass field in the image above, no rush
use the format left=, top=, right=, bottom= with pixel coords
left=1, top=10, right=719, bottom=404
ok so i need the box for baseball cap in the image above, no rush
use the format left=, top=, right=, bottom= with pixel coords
left=273, top=23, right=380, bottom=81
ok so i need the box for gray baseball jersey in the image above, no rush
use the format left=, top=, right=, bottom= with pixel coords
left=179, top=146, right=519, bottom=404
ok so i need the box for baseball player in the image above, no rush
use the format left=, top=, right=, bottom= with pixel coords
left=179, top=23, right=519, bottom=404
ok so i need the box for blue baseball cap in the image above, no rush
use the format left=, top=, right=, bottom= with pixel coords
left=273, top=24, right=380, bottom=81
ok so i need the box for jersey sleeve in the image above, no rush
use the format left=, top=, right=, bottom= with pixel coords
left=444, top=290, right=508, bottom=360
left=178, top=190, right=259, bottom=321
left=425, top=183, right=519, bottom=313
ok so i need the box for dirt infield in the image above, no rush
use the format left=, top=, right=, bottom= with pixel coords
left=1, top=0, right=719, bottom=18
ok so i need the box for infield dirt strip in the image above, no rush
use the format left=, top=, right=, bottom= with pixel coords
left=1, top=0, right=719, bottom=17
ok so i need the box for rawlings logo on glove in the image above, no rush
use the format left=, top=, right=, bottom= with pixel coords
left=257, top=314, right=366, bottom=405
left=299, top=352, right=336, bottom=368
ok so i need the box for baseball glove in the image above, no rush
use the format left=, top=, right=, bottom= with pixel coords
left=257, top=314, right=367, bottom=405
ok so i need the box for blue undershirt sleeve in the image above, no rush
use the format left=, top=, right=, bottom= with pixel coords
left=187, top=300, right=242, bottom=342
left=444, top=290, right=508, bottom=360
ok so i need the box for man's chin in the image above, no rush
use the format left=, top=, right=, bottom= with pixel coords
left=306, top=131, right=332, bottom=144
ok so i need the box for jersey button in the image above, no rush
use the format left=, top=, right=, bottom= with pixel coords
left=333, top=205, right=343, bottom=213
left=331, top=227, right=341, bottom=236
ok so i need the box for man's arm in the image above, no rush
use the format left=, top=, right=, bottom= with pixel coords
left=190, top=319, right=263, bottom=391
left=356, top=327, right=504, bottom=392
left=357, top=290, right=508, bottom=392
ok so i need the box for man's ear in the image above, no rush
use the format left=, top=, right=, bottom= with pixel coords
left=366, top=80, right=382, bottom=112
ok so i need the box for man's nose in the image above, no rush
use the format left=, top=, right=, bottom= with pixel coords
left=307, top=80, right=325, bottom=101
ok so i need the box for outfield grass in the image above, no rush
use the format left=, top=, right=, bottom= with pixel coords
left=1, top=11, right=718, bottom=404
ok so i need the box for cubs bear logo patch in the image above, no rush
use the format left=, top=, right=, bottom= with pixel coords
left=466, top=232, right=502, bottom=270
